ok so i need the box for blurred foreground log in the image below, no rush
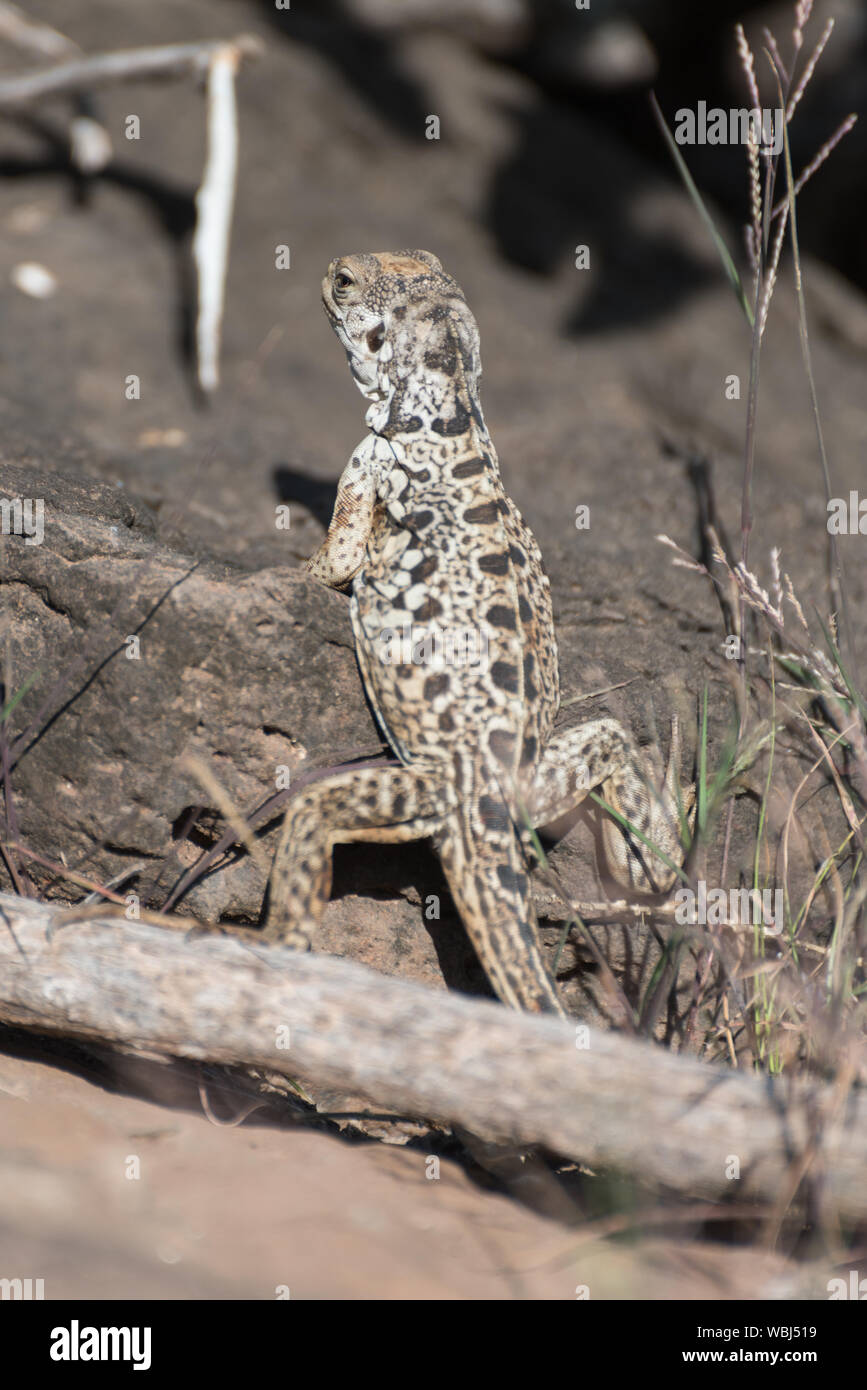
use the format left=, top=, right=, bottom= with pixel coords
left=0, top=891, right=864, bottom=1221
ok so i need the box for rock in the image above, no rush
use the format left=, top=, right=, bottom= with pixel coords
left=0, top=464, right=501, bottom=1001
left=0, top=463, right=733, bottom=1027
left=0, top=462, right=368, bottom=901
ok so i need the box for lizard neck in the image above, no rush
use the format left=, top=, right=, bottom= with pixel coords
left=369, top=319, right=502, bottom=493
left=368, top=320, right=489, bottom=441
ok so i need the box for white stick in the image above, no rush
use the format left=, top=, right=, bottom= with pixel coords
left=192, top=46, right=240, bottom=394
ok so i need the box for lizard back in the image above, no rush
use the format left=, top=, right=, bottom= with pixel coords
left=325, top=250, right=560, bottom=811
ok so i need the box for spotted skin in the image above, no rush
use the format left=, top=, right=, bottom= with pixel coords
left=267, top=251, right=692, bottom=1016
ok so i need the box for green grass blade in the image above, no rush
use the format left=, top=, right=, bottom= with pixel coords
left=698, top=687, right=709, bottom=837
left=1, top=669, right=41, bottom=724
left=814, top=610, right=867, bottom=722
left=650, top=92, right=754, bottom=328
left=588, top=790, right=690, bottom=887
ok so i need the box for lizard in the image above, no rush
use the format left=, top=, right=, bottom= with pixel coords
left=265, top=249, right=692, bottom=1017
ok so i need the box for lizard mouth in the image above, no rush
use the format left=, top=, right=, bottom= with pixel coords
left=322, top=281, right=391, bottom=402
left=328, top=318, right=388, bottom=400
left=348, top=356, right=386, bottom=400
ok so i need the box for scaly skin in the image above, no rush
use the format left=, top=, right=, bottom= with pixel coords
left=266, top=250, right=692, bottom=1016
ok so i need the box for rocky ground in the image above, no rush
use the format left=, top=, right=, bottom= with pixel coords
left=1, top=0, right=864, bottom=1298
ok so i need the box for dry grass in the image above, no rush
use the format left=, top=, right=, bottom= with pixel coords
left=644, top=2, right=866, bottom=1261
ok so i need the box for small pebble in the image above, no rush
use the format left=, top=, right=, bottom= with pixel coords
left=11, top=262, right=58, bottom=299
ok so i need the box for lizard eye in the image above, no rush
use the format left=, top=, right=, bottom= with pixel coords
left=366, top=323, right=385, bottom=353
left=333, top=270, right=355, bottom=298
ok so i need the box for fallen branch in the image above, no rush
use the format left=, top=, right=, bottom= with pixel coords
left=0, top=32, right=263, bottom=395
left=0, top=34, right=263, bottom=108
left=0, top=2, right=79, bottom=60
left=0, top=4, right=112, bottom=172
left=0, top=892, right=865, bottom=1221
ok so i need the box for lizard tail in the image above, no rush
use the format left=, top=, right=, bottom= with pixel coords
left=437, top=806, right=565, bottom=1017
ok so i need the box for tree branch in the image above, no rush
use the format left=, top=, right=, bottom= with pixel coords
left=0, top=892, right=864, bottom=1221
left=0, top=34, right=263, bottom=109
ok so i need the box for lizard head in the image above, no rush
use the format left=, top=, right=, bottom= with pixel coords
left=321, top=250, right=482, bottom=433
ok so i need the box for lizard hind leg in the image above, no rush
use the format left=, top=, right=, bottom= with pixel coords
left=528, top=717, right=694, bottom=893
left=265, top=762, right=448, bottom=947
left=437, top=805, right=566, bottom=1017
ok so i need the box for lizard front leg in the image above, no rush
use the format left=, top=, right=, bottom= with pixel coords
left=265, top=762, right=449, bottom=947
left=528, top=718, right=694, bottom=892
left=306, top=434, right=389, bottom=588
